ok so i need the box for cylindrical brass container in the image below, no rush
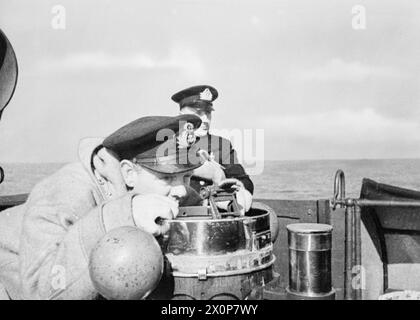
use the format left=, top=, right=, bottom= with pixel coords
left=286, top=223, right=335, bottom=300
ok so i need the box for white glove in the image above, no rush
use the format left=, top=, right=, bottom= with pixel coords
left=132, top=194, right=179, bottom=236
left=218, top=178, right=253, bottom=215
left=193, top=150, right=226, bottom=185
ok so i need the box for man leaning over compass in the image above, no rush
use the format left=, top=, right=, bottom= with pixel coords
left=172, top=85, right=254, bottom=213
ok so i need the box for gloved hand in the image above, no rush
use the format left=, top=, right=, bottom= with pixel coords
left=132, top=194, right=179, bottom=236
left=217, top=178, right=253, bottom=215
left=192, top=150, right=226, bottom=185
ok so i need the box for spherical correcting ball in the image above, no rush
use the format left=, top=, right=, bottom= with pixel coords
left=89, top=226, right=163, bottom=300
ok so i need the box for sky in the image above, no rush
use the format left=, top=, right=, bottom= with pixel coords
left=0, top=0, right=420, bottom=162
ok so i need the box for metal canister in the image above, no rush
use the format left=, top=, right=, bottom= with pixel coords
left=286, top=223, right=335, bottom=300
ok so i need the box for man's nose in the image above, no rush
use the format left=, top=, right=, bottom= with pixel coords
left=169, top=185, right=187, bottom=200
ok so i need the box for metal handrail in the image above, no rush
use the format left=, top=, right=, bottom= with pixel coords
left=331, top=169, right=346, bottom=209
left=331, top=169, right=420, bottom=300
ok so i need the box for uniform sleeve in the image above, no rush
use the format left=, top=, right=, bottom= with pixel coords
left=19, top=166, right=136, bottom=300
left=220, top=140, right=254, bottom=195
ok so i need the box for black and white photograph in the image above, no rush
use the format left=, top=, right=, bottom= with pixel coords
left=1, top=0, right=420, bottom=306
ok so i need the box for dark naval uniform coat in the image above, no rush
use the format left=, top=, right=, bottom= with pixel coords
left=191, top=134, right=254, bottom=194
left=171, top=85, right=254, bottom=194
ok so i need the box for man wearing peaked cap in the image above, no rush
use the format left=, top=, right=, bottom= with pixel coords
left=0, top=114, right=204, bottom=300
left=172, top=85, right=254, bottom=213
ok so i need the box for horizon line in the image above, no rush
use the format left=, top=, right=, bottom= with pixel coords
left=1, top=157, right=419, bottom=164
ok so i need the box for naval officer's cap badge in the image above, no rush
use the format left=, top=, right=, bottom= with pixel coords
left=176, top=122, right=197, bottom=149
left=199, top=88, right=213, bottom=101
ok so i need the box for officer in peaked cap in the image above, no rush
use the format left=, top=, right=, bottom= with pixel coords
left=172, top=85, right=254, bottom=213
left=0, top=114, right=204, bottom=300
left=101, top=113, right=205, bottom=211
left=0, top=28, right=209, bottom=301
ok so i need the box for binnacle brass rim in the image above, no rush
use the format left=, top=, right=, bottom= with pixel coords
left=168, top=211, right=269, bottom=223
left=167, top=245, right=275, bottom=278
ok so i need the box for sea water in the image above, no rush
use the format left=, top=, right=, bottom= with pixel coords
left=0, top=159, right=419, bottom=200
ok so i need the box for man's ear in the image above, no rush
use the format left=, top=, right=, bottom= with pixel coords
left=120, top=160, right=139, bottom=188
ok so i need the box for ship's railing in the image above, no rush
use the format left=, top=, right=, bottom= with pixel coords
left=331, top=169, right=420, bottom=300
